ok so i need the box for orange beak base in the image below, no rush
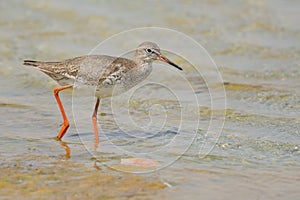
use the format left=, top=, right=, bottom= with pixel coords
left=157, top=55, right=183, bottom=71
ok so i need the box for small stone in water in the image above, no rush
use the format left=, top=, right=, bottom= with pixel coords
left=121, top=158, right=159, bottom=167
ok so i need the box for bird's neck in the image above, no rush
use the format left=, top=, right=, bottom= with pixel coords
left=124, top=62, right=152, bottom=90
left=136, top=62, right=152, bottom=77
left=132, top=54, right=153, bottom=81
left=134, top=56, right=148, bottom=65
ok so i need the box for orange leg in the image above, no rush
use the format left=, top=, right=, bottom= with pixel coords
left=92, top=97, right=100, bottom=147
left=54, top=85, right=73, bottom=140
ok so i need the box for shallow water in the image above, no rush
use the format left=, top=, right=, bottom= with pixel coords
left=1, top=0, right=299, bottom=199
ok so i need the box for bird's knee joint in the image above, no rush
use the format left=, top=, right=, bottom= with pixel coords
left=92, top=116, right=97, bottom=121
left=54, top=89, right=59, bottom=95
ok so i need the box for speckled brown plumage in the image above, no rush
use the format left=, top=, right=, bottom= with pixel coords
left=24, top=55, right=137, bottom=86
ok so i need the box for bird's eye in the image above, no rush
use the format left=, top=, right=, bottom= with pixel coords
left=146, top=48, right=152, bottom=53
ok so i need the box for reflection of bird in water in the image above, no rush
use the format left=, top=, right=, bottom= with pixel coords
left=24, top=42, right=182, bottom=146
left=59, top=141, right=70, bottom=159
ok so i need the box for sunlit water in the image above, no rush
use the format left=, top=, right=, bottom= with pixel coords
left=1, top=0, right=299, bottom=199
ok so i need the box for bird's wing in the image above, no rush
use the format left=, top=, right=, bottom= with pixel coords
left=73, top=56, right=136, bottom=86
left=97, top=57, right=136, bottom=86
left=24, top=55, right=137, bottom=86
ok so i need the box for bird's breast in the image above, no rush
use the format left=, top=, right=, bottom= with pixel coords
left=95, top=63, right=152, bottom=98
left=122, top=63, right=152, bottom=88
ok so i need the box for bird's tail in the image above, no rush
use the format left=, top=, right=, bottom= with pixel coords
left=23, top=60, right=43, bottom=67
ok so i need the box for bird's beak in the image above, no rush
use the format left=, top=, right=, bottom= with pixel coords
left=157, top=54, right=183, bottom=71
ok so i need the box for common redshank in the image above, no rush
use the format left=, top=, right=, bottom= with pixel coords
left=24, top=42, right=182, bottom=143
